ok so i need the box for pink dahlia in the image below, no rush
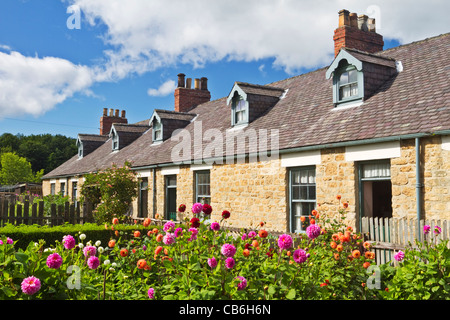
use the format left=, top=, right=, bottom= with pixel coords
left=83, top=245, right=97, bottom=257
left=148, top=287, right=155, bottom=299
left=306, top=224, right=321, bottom=239
left=394, top=250, right=405, bottom=262
left=192, top=203, right=203, bottom=214
left=62, top=235, right=76, bottom=250
left=434, top=226, right=442, bottom=235
left=210, top=222, right=220, bottom=231
left=221, top=243, right=237, bottom=257
left=278, top=234, right=293, bottom=250
left=208, top=257, right=218, bottom=269
left=423, top=225, right=431, bottom=235
left=46, top=252, right=63, bottom=269
left=248, top=231, right=257, bottom=239
left=0, top=237, right=13, bottom=245
left=87, top=256, right=100, bottom=269
left=163, top=233, right=176, bottom=245
left=163, top=221, right=175, bottom=233
left=235, top=276, right=247, bottom=290
left=293, top=249, right=308, bottom=264
left=21, top=276, right=41, bottom=295
left=175, top=227, right=183, bottom=238
left=225, top=257, right=235, bottom=269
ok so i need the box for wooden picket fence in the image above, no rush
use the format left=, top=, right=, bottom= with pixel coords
left=361, top=216, right=450, bottom=265
left=0, top=198, right=94, bottom=227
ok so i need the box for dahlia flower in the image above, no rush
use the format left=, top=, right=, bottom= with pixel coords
left=394, top=250, right=405, bottom=262
left=225, top=257, right=235, bottom=269
left=190, top=217, right=200, bottom=228
left=87, top=256, right=100, bottom=269
left=293, top=249, right=308, bottom=264
left=148, top=288, right=155, bottom=299
left=192, top=203, right=203, bottom=214
left=163, top=220, right=176, bottom=233
left=423, top=225, right=431, bottom=235
left=83, top=245, right=97, bottom=257
left=248, top=231, right=257, bottom=239
left=221, top=244, right=237, bottom=257
left=62, top=235, right=76, bottom=250
left=202, top=203, right=212, bottom=215
left=208, top=257, right=217, bottom=269
left=46, top=252, right=63, bottom=269
left=235, top=276, right=247, bottom=290
left=221, top=210, right=231, bottom=219
left=278, top=234, right=293, bottom=250
left=306, top=224, right=321, bottom=239
left=178, top=204, right=186, bottom=212
left=434, top=226, right=442, bottom=235
left=175, top=227, right=183, bottom=237
left=163, top=233, right=176, bottom=245
left=210, top=222, right=220, bottom=231
left=0, top=237, right=13, bottom=245
left=21, top=276, right=41, bottom=295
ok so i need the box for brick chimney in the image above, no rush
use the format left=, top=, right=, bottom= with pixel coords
left=100, top=108, right=128, bottom=135
left=333, top=9, right=384, bottom=57
left=174, top=73, right=211, bottom=113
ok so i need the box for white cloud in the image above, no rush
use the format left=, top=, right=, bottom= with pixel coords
left=147, top=80, right=176, bottom=97
left=1, top=0, right=448, bottom=119
left=71, top=0, right=450, bottom=75
left=0, top=51, right=94, bottom=118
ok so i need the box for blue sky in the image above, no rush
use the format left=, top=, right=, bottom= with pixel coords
left=0, top=0, right=448, bottom=139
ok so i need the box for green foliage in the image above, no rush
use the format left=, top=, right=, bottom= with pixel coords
left=0, top=201, right=448, bottom=300
left=0, top=152, right=43, bottom=184
left=80, top=162, right=138, bottom=224
left=0, top=133, right=77, bottom=175
left=381, top=239, right=450, bottom=300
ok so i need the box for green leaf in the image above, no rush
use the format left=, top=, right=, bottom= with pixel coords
left=14, top=252, right=29, bottom=265
left=286, top=288, right=296, bottom=300
left=268, top=285, right=276, bottom=295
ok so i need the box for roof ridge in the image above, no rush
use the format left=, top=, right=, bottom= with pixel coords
left=235, top=81, right=285, bottom=91
left=380, top=32, right=450, bottom=54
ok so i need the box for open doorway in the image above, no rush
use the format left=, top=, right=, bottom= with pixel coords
left=360, top=161, right=393, bottom=219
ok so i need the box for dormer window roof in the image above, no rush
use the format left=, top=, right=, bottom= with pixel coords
left=226, top=82, right=285, bottom=127
left=326, top=48, right=397, bottom=107
left=76, top=134, right=108, bottom=159
left=149, top=109, right=196, bottom=143
left=109, top=123, right=150, bottom=151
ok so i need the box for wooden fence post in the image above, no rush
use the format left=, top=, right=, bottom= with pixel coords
left=23, top=200, right=30, bottom=225
left=50, top=204, right=57, bottom=227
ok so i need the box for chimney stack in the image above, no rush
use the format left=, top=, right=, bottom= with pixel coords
left=174, top=74, right=211, bottom=113
left=333, top=9, right=384, bottom=57
left=100, top=108, right=128, bottom=135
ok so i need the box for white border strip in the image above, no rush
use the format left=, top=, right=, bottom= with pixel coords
left=345, top=141, right=400, bottom=162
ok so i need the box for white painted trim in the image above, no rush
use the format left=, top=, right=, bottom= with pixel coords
left=345, top=141, right=400, bottom=162
left=160, top=166, right=180, bottom=176
left=50, top=179, right=57, bottom=184
left=442, top=135, right=450, bottom=151
left=190, top=164, right=213, bottom=171
left=70, top=178, right=79, bottom=182
left=136, top=169, right=151, bottom=178
left=281, top=150, right=321, bottom=167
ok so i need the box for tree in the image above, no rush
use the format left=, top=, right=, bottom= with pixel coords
left=0, top=152, right=43, bottom=185
left=80, top=162, right=138, bottom=224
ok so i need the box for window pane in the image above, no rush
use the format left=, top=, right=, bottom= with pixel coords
left=349, top=69, right=358, bottom=83
left=300, top=186, right=307, bottom=199
left=362, top=162, right=391, bottom=179
left=339, top=71, right=349, bottom=84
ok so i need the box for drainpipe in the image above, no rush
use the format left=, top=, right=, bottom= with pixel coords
left=415, top=137, right=422, bottom=241
left=152, top=167, right=157, bottom=219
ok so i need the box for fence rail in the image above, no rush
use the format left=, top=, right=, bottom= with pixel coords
left=0, top=198, right=94, bottom=227
left=361, top=216, right=450, bottom=265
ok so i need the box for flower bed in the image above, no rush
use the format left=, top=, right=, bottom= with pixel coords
left=0, top=201, right=448, bottom=300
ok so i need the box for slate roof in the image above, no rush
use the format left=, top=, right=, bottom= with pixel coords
left=43, top=33, right=450, bottom=178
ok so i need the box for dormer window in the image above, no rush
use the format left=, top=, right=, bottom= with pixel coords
left=338, top=66, right=359, bottom=101
left=112, top=129, right=119, bottom=151
left=77, top=140, right=83, bottom=159
left=227, top=82, right=284, bottom=128
left=232, top=93, right=248, bottom=126
left=326, top=48, right=397, bottom=107
left=152, top=119, right=163, bottom=143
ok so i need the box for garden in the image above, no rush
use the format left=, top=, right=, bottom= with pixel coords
left=0, top=199, right=448, bottom=300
